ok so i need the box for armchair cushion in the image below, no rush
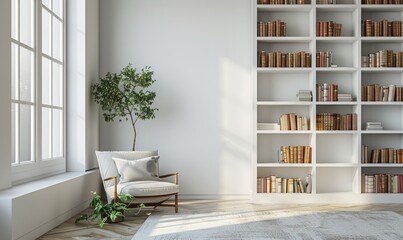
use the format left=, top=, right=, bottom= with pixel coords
left=113, top=156, right=160, bottom=183
left=105, top=180, right=179, bottom=204
left=108, top=181, right=179, bottom=197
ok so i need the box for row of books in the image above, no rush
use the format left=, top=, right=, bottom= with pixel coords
left=361, top=146, right=403, bottom=164
left=316, top=113, right=357, bottom=131
left=257, top=21, right=286, bottom=37
left=258, top=51, right=312, bottom=68
left=316, top=21, right=342, bottom=37
left=361, top=84, right=403, bottom=102
left=280, top=145, right=312, bottom=164
left=361, top=50, right=403, bottom=68
left=297, top=90, right=312, bottom=101
left=316, top=51, right=335, bottom=68
left=257, top=176, right=308, bottom=193
left=280, top=113, right=310, bottom=130
left=362, top=20, right=403, bottom=37
left=362, top=174, right=403, bottom=193
left=362, top=0, right=403, bottom=4
left=257, top=0, right=306, bottom=4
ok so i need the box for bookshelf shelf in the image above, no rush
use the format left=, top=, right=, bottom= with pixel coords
left=315, top=67, right=358, bottom=72
left=362, top=130, right=403, bottom=134
left=257, top=130, right=313, bottom=134
left=253, top=1, right=403, bottom=203
left=316, top=163, right=358, bottom=168
left=257, top=68, right=312, bottom=73
left=362, top=164, right=403, bottom=167
left=361, top=102, right=403, bottom=106
left=257, top=163, right=313, bottom=167
left=316, top=131, right=359, bottom=134
left=361, top=68, right=403, bottom=73
left=257, top=101, right=312, bottom=106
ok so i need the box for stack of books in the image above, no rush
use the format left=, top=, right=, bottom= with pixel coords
left=257, top=123, right=280, bottom=131
left=296, top=90, right=312, bottom=101
left=338, top=93, right=353, bottom=102
left=366, top=122, right=383, bottom=130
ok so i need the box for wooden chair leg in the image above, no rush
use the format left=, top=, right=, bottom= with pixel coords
left=175, top=193, right=179, bottom=213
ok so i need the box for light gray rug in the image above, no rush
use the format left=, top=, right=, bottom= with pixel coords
left=133, top=210, right=403, bottom=240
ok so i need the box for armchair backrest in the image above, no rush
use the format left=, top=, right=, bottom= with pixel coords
left=95, top=151, right=158, bottom=190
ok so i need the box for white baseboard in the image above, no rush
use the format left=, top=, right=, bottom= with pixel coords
left=179, top=194, right=250, bottom=200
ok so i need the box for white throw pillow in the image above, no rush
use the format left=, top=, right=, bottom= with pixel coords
left=113, top=156, right=160, bottom=183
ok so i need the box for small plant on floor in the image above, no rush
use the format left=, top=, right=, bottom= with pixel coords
left=75, top=191, right=143, bottom=228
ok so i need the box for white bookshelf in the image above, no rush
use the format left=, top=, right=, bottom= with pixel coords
left=253, top=0, right=403, bottom=203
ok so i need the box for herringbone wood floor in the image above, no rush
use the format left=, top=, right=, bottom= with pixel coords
left=39, top=200, right=403, bottom=239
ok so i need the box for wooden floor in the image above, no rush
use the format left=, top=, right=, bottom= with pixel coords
left=39, top=200, right=403, bottom=239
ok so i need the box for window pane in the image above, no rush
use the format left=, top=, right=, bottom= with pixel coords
left=53, top=0, right=63, bottom=19
left=42, top=9, right=52, bottom=56
left=42, top=0, right=51, bottom=9
left=12, top=43, right=19, bottom=100
left=11, top=103, right=18, bottom=164
left=20, top=0, right=34, bottom=48
left=52, top=109, right=63, bottom=158
left=19, top=104, right=35, bottom=163
left=52, top=17, right=63, bottom=61
left=53, top=62, right=62, bottom=107
left=12, top=0, right=19, bottom=40
left=42, top=107, right=51, bottom=159
left=20, top=47, right=35, bottom=103
left=42, top=57, right=51, bottom=105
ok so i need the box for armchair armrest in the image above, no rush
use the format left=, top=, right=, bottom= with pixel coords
left=104, top=176, right=118, bottom=203
left=160, top=172, right=179, bottom=185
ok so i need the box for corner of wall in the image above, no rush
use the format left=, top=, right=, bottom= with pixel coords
left=66, top=0, right=100, bottom=171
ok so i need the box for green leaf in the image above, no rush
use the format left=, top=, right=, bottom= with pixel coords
left=99, top=218, right=107, bottom=228
left=75, top=214, right=88, bottom=223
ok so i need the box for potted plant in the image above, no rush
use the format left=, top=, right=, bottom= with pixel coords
left=91, top=64, right=158, bottom=151
left=75, top=191, right=144, bottom=228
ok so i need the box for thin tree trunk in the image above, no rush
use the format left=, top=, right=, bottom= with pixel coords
left=128, top=111, right=138, bottom=151
left=132, top=124, right=137, bottom=151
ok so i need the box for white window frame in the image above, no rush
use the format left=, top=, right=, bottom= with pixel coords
left=11, top=0, right=66, bottom=184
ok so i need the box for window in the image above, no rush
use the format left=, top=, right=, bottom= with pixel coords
left=11, top=0, right=65, bottom=183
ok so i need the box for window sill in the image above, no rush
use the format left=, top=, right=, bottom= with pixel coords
left=0, top=170, right=98, bottom=199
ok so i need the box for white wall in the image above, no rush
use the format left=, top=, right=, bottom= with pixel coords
left=67, top=0, right=99, bottom=171
left=99, top=0, right=252, bottom=197
left=0, top=0, right=12, bottom=191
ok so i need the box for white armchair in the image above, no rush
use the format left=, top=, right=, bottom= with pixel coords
left=95, top=151, right=179, bottom=213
